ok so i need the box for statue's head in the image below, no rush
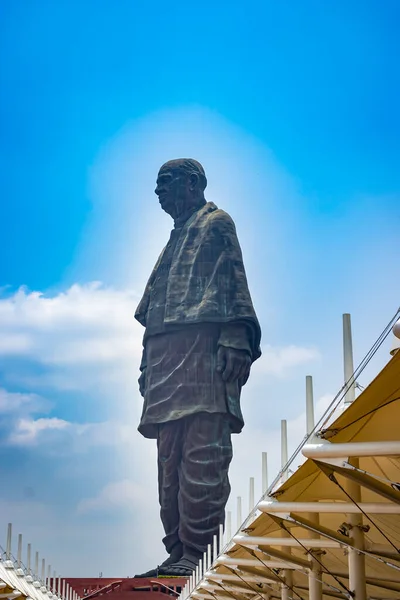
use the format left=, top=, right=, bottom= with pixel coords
left=155, top=159, right=207, bottom=218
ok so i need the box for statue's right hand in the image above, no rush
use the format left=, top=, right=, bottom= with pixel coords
left=138, top=369, right=146, bottom=397
left=216, top=345, right=251, bottom=385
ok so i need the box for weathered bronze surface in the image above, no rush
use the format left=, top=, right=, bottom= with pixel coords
left=135, top=159, right=261, bottom=576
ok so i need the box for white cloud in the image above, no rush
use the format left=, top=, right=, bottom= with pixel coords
left=0, top=283, right=144, bottom=398
left=4, top=414, right=140, bottom=455
left=0, top=333, right=32, bottom=354
left=77, top=479, right=148, bottom=514
left=256, top=344, right=321, bottom=377
left=0, top=282, right=142, bottom=363
left=0, top=388, right=45, bottom=414
left=9, top=417, right=70, bottom=445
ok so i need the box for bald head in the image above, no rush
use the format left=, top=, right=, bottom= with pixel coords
left=155, top=158, right=207, bottom=220
left=159, top=158, right=207, bottom=192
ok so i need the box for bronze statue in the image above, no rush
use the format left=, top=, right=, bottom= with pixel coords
left=135, top=159, right=261, bottom=577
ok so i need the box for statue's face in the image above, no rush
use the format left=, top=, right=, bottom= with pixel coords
left=155, top=165, right=190, bottom=216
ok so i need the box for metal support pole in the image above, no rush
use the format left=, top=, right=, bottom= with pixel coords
left=27, top=543, right=31, bottom=574
left=207, top=544, right=212, bottom=571
left=17, top=534, right=22, bottom=568
left=281, top=420, right=288, bottom=482
left=203, top=550, right=207, bottom=573
left=237, top=496, right=242, bottom=529
left=35, top=552, right=39, bottom=578
left=47, top=565, right=51, bottom=587
left=304, top=374, right=322, bottom=599
left=227, top=511, right=232, bottom=541
left=62, top=579, right=66, bottom=600
left=249, top=477, right=255, bottom=514
left=306, top=375, right=315, bottom=435
left=342, top=316, right=366, bottom=597
left=262, top=452, right=268, bottom=495
left=213, top=534, right=218, bottom=563
left=281, top=570, right=293, bottom=600
left=58, top=576, right=61, bottom=597
left=347, top=459, right=366, bottom=600
left=198, top=558, right=202, bottom=581
left=6, top=523, right=12, bottom=560
left=233, top=534, right=340, bottom=548
left=305, top=512, right=323, bottom=600
left=219, top=523, right=224, bottom=554
left=309, top=559, right=322, bottom=600
left=41, top=558, right=45, bottom=583
left=279, top=522, right=293, bottom=600
left=343, top=313, right=356, bottom=408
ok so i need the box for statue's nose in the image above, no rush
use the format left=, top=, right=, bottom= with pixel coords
left=155, top=184, right=167, bottom=196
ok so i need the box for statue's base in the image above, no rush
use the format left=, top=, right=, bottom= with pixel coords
left=63, top=577, right=190, bottom=600
left=147, top=575, right=189, bottom=579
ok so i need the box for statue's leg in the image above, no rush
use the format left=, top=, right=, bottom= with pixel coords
left=157, top=420, right=184, bottom=559
left=135, top=420, right=183, bottom=577
left=160, top=412, right=232, bottom=575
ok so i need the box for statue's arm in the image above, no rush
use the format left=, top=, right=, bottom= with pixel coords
left=208, top=209, right=258, bottom=381
left=209, top=212, right=253, bottom=383
left=218, top=322, right=252, bottom=355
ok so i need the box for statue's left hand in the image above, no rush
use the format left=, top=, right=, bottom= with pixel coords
left=216, top=346, right=251, bottom=386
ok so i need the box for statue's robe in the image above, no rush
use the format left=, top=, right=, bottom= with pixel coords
left=135, top=201, right=261, bottom=557
left=135, top=201, right=261, bottom=437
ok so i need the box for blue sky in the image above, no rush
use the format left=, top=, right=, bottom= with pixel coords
left=1, top=0, right=400, bottom=578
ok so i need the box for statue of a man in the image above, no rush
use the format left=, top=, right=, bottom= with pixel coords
left=135, top=159, right=261, bottom=577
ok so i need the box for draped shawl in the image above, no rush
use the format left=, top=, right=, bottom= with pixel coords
left=135, top=202, right=261, bottom=361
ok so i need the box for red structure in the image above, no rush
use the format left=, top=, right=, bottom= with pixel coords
left=62, top=578, right=189, bottom=600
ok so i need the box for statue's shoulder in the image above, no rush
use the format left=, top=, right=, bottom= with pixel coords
left=203, top=204, right=236, bottom=235
left=202, top=202, right=233, bottom=224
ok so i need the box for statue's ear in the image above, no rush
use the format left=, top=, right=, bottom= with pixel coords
left=189, top=172, right=199, bottom=191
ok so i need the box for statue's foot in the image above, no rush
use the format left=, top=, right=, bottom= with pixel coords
left=134, top=567, right=159, bottom=578
left=135, top=544, right=184, bottom=578
left=159, top=558, right=198, bottom=577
